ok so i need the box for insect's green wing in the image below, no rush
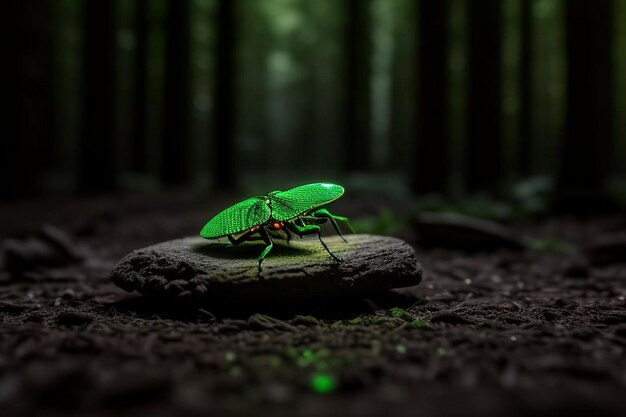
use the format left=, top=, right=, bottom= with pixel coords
left=269, top=183, right=345, bottom=222
left=200, top=196, right=270, bottom=238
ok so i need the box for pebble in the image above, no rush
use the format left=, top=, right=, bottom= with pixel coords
left=415, top=212, right=527, bottom=250
left=56, top=311, right=94, bottom=326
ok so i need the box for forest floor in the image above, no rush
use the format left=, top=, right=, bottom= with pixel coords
left=1, top=193, right=625, bottom=417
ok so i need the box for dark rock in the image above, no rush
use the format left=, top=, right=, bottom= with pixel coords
left=159, top=332, right=183, bottom=342
left=583, top=233, right=626, bottom=265
left=0, top=300, right=36, bottom=314
left=430, top=310, right=474, bottom=325
left=598, top=312, right=626, bottom=325
left=25, top=311, right=45, bottom=322
left=1, top=224, right=89, bottom=273
left=197, top=308, right=216, bottom=322
left=562, top=260, right=590, bottom=279
left=247, top=314, right=297, bottom=331
left=56, top=311, right=94, bottom=326
left=111, top=234, right=422, bottom=301
left=39, top=224, right=89, bottom=262
left=415, top=212, right=527, bottom=250
left=292, top=315, right=321, bottom=326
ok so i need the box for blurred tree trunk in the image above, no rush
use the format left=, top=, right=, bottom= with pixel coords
left=144, top=0, right=167, bottom=184
left=162, top=0, right=190, bottom=186
left=79, top=0, right=117, bottom=192
left=3, top=2, right=53, bottom=197
left=446, top=0, right=469, bottom=198
left=50, top=0, right=82, bottom=192
left=131, top=0, right=148, bottom=173
left=518, top=0, right=532, bottom=176
left=555, top=0, right=615, bottom=211
left=413, top=0, right=449, bottom=194
left=389, top=0, right=416, bottom=177
left=213, top=0, right=236, bottom=190
left=617, top=0, right=626, bottom=176
left=466, top=0, right=502, bottom=193
left=344, top=0, right=371, bottom=172
left=293, top=2, right=318, bottom=173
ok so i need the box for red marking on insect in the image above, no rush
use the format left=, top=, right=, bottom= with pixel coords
left=272, top=222, right=283, bottom=230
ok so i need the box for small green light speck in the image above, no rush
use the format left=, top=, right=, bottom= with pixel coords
left=310, top=373, right=336, bottom=394
left=436, top=347, right=446, bottom=357
left=225, top=351, right=236, bottom=362
left=396, top=344, right=407, bottom=354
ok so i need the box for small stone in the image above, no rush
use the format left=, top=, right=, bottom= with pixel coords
left=39, top=223, right=89, bottom=262
left=430, top=311, right=473, bottom=325
left=111, top=235, right=422, bottom=301
left=248, top=314, right=297, bottom=332
left=165, top=280, right=189, bottom=294
left=1, top=224, right=88, bottom=273
left=562, top=261, right=590, bottom=279
left=197, top=308, right=216, bottom=321
left=415, top=212, right=527, bottom=250
left=25, top=311, right=45, bottom=322
left=61, top=288, right=77, bottom=300
left=159, top=331, right=183, bottom=342
left=0, top=300, right=35, bottom=314
left=56, top=311, right=94, bottom=326
left=291, top=315, right=320, bottom=326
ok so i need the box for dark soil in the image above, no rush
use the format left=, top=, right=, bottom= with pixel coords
left=1, top=193, right=625, bottom=417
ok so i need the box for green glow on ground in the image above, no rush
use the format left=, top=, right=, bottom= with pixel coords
left=409, top=319, right=429, bottom=329
left=295, top=348, right=331, bottom=368
left=310, top=373, right=337, bottom=394
left=390, top=307, right=410, bottom=319
left=436, top=347, right=446, bottom=357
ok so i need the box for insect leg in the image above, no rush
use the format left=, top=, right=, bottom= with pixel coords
left=227, top=229, right=264, bottom=245
left=257, top=227, right=274, bottom=271
left=285, top=222, right=342, bottom=262
left=283, top=226, right=293, bottom=245
left=313, top=208, right=355, bottom=234
left=299, top=209, right=352, bottom=243
left=297, top=215, right=347, bottom=243
left=298, top=216, right=326, bottom=224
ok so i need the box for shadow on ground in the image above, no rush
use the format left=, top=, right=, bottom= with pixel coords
left=106, top=290, right=420, bottom=321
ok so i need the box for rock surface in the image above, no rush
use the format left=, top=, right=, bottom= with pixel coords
left=111, top=234, right=421, bottom=300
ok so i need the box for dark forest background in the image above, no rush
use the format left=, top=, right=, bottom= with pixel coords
left=4, top=0, right=626, bottom=214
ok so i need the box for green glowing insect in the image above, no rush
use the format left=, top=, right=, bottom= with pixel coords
left=200, top=183, right=354, bottom=270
